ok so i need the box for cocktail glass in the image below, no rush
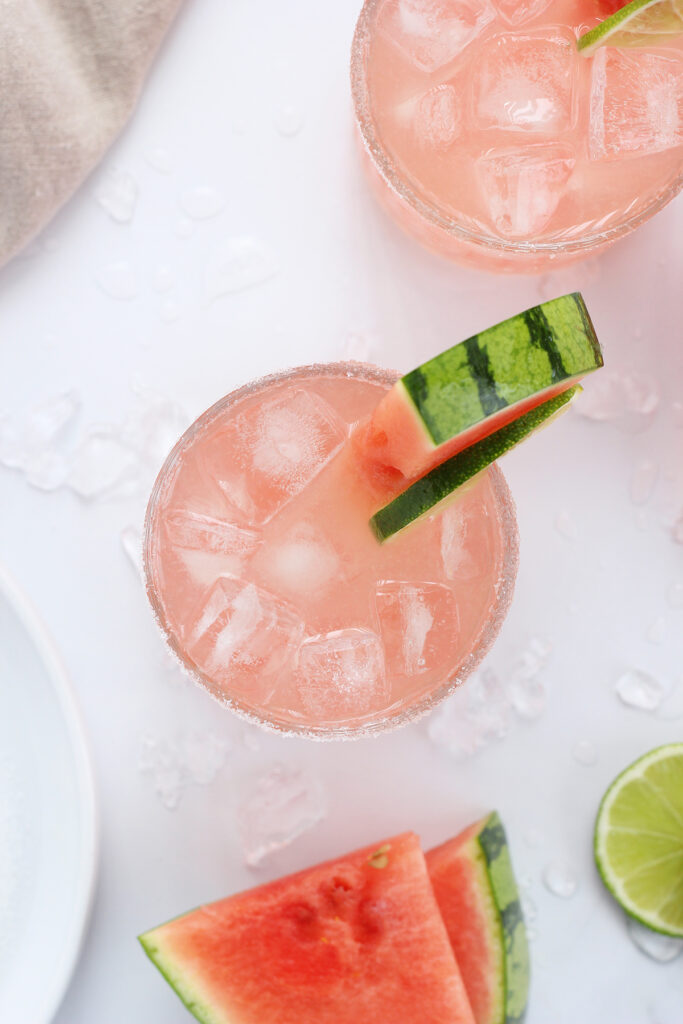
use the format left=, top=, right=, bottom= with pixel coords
left=351, top=0, right=683, bottom=271
left=143, top=363, right=518, bottom=739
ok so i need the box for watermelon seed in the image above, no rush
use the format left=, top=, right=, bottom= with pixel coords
left=368, top=844, right=391, bottom=869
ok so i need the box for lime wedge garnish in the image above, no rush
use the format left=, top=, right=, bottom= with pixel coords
left=370, top=385, right=580, bottom=542
left=594, top=743, right=683, bottom=937
left=577, top=0, right=683, bottom=54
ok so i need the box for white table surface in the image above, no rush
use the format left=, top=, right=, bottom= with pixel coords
left=1, top=1, right=682, bottom=1021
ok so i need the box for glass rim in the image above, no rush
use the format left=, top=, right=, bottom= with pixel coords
left=350, top=0, right=683, bottom=258
left=143, top=360, right=519, bottom=741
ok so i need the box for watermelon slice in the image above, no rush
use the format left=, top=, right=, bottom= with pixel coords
left=355, top=293, right=601, bottom=497
left=371, top=385, right=579, bottom=541
left=139, top=832, right=476, bottom=1024
left=427, top=813, right=530, bottom=1024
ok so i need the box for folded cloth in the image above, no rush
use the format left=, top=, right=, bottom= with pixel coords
left=0, top=0, right=184, bottom=267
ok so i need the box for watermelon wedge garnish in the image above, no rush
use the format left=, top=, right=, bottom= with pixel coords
left=139, top=832, right=476, bottom=1024
left=427, top=812, right=530, bottom=1024
left=355, top=293, right=602, bottom=540
left=371, top=385, right=580, bottom=541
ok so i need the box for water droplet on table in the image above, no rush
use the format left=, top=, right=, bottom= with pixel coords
left=181, top=186, right=226, bottom=220
left=238, top=765, right=327, bottom=868
left=646, top=617, right=666, bottom=645
left=627, top=918, right=683, bottom=963
left=174, top=217, right=194, bottom=239
left=152, top=266, right=175, bottom=293
left=615, top=668, right=665, bottom=711
left=144, top=147, right=173, bottom=174
left=160, top=298, right=183, bottom=323
left=630, top=460, right=658, bottom=505
left=572, top=739, right=598, bottom=766
left=672, top=511, right=683, bottom=545
left=94, top=167, right=139, bottom=223
left=542, top=862, right=577, bottom=899
left=96, top=261, right=140, bottom=300
left=274, top=103, right=304, bottom=137
left=555, top=510, right=578, bottom=541
left=205, top=237, right=278, bottom=299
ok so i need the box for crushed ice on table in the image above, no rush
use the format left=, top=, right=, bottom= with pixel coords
left=238, top=765, right=327, bottom=867
left=205, top=389, right=345, bottom=525
left=494, top=0, right=551, bottom=25
left=474, top=30, right=578, bottom=134
left=630, top=460, right=658, bottom=505
left=384, top=0, right=495, bottom=73
left=180, top=186, right=226, bottom=220
left=67, top=428, right=142, bottom=501
left=429, top=637, right=550, bottom=757
left=589, top=48, right=683, bottom=160
left=573, top=370, right=660, bottom=429
left=615, top=668, right=666, bottom=711
left=475, top=145, right=575, bottom=240
left=646, top=617, right=667, bottom=645
left=542, top=861, right=577, bottom=899
left=627, top=918, right=683, bottom=963
left=667, top=581, right=683, bottom=608
left=274, top=103, right=304, bottom=137
left=205, top=237, right=278, bottom=299
left=572, top=739, right=598, bottom=766
left=343, top=332, right=375, bottom=363
left=121, top=524, right=143, bottom=578
left=122, top=386, right=189, bottom=473
left=188, top=577, right=304, bottom=702
left=139, top=732, right=231, bottom=810
left=658, top=682, right=683, bottom=721
left=95, top=260, right=140, bottom=300
left=0, top=391, right=81, bottom=472
left=555, top=509, right=578, bottom=541
left=376, top=580, right=459, bottom=677
left=94, top=166, right=139, bottom=223
left=415, top=84, right=462, bottom=150
left=297, top=628, right=388, bottom=719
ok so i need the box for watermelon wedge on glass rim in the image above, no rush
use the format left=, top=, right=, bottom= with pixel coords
left=142, top=293, right=603, bottom=737
left=139, top=815, right=530, bottom=1024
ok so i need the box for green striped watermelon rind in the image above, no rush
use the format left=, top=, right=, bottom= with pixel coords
left=477, top=813, right=530, bottom=1024
left=140, top=925, right=224, bottom=1024
left=400, top=293, right=601, bottom=448
left=370, top=385, right=580, bottom=542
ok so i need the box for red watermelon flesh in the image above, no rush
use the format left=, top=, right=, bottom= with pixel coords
left=140, top=832, right=476, bottom=1024
left=427, top=822, right=500, bottom=1024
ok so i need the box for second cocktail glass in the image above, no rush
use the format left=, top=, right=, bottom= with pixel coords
left=351, top=0, right=683, bottom=271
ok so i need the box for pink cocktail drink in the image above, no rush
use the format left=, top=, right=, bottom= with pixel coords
left=144, top=364, right=518, bottom=738
left=352, top=0, right=683, bottom=271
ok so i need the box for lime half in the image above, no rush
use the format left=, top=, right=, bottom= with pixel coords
left=595, top=743, right=683, bottom=937
left=578, top=0, right=683, bottom=53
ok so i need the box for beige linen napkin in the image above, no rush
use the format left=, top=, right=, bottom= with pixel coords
left=0, top=0, right=184, bottom=267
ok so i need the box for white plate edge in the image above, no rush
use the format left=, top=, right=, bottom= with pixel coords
left=0, top=561, right=99, bottom=1023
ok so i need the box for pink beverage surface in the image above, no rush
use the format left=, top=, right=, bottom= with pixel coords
left=144, top=366, right=517, bottom=736
left=355, top=0, right=683, bottom=262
